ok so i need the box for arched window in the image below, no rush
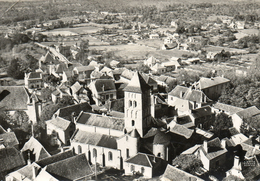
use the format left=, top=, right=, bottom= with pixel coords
left=78, top=145, right=82, bottom=154
left=108, top=151, right=113, bottom=161
left=133, top=101, right=137, bottom=108
left=135, top=111, right=138, bottom=119
left=93, top=148, right=97, bottom=158
left=129, top=100, right=132, bottom=107
left=157, top=153, right=161, bottom=157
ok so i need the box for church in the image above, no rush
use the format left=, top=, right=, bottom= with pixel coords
left=70, top=72, right=170, bottom=176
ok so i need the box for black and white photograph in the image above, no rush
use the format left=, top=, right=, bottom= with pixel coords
left=0, top=0, right=260, bottom=180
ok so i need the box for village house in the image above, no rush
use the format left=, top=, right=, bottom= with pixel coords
left=168, top=85, right=212, bottom=115
left=149, top=33, right=160, bottom=39
left=37, top=154, right=95, bottom=181
left=21, top=137, right=51, bottom=162
left=124, top=153, right=166, bottom=178
left=144, top=56, right=161, bottom=68
left=193, top=77, right=230, bottom=101
left=155, top=75, right=177, bottom=92
left=24, top=72, right=43, bottom=90
left=72, top=65, right=96, bottom=83
left=0, top=86, right=42, bottom=124
left=151, top=63, right=166, bottom=74
left=0, top=147, right=26, bottom=181
left=212, top=102, right=244, bottom=116
left=161, top=164, right=205, bottom=181
left=46, top=116, right=75, bottom=145
left=231, top=106, right=260, bottom=132
left=88, top=79, right=117, bottom=106
left=182, top=138, right=228, bottom=171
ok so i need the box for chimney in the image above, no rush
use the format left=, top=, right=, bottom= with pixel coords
left=27, top=151, right=31, bottom=165
left=221, top=139, right=226, bottom=149
left=7, top=128, right=11, bottom=132
left=32, top=164, right=36, bottom=180
left=233, top=156, right=241, bottom=170
left=203, top=140, right=208, bottom=153
left=180, top=91, right=183, bottom=98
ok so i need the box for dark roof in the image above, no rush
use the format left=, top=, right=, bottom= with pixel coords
left=192, top=106, right=214, bottom=118
left=94, top=79, right=116, bottom=92
left=202, top=138, right=227, bottom=160
left=129, top=129, right=140, bottom=138
left=55, top=102, right=92, bottom=120
left=46, top=154, right=94, bottom=180
left=75, top=65, right=95, bottom=72
left=125, top=153, right=161, bottom=167
left=76, top=112, right=124, bottom=131
left=169, top=121, right=194, bottom=139
left=144, top=128, right=171, bottom=144
left=236, top=106, right=260, bottom=119
left=0, top=147, right=26, bottom=173
left=229, top=127, right=240, bottom=136
left=140, top=73, right=157, bottom=85
left=28, top=72, right=42, bottom=79
left=162, top=164, right=205, bottom=181
left=71, top=130, right=117, bottom=149
left=0, top=132, right=19, bottom=148
left=197, top=77, right=230, bottom=89
left=46, top=117, right=72, bottom=131
left=124, top=72, right=151, bottom=93
left=168, top=85, right=189, bottom=97
left=21, top=137, right=50, bottom=161
left=213, top=102, right=244, bottom=115
left=41, top=51, right=55, bottom=63
left=0, top=86, right=29, bottom=111
left=36, top=149, right=75, bottom=168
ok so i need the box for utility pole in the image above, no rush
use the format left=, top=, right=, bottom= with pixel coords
left=0, top=0, right=21, bottom=19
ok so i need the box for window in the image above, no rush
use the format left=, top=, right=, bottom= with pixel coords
left=108, top=151, right=113, bottom=161
left=157, top=153, right=161, bottom=157
left=93, top=148, right=97, bottom=158
left=131, top=165, right=135, bottom=172
left=110, top=94, right=113, bottom=99
left=126, top=149, right=130, bottom=158
left=78, top=145, right=82, bottom=154
left=129, top=100, right=132, bottom=107
left=141, top=167, right=145, bottom=174
left=106, top=94, right=109, bottom=100
left=133, top=101, right=137, bottom=108
left=132, top=120, right=135, bottom=126
left=126, top=135, right=128, bottom=141
left=126, top=109, right=129, bottom=117
left=135, top=111, right=138, bottom=119
left=131, top=110, right=133, bottom=118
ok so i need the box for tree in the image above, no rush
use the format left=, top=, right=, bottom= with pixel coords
left=41, top=88, right=52, bottom=101
left=172, top=154, right=203, bottom=175
left=7, top=58, right=24, bottom=79
left=212, top=113, right=233, bottom=139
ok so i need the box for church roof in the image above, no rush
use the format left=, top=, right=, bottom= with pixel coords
left=46, top=117, right=72, bottom=131
left=124, top=72, right=151, bottom=93
left=125, top=153, right=161, bottom=167
left=129, top=129, right=140, bottom=138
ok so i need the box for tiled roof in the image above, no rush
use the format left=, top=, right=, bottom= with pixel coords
left=41, top=51, right=55, bottom=63
left=168, top=85, right=189, bottom=97
left=46, top=117, right=72, bottom=131
left=236, top=106, right=260, bottom=119
left=10, top=162, right=41, bottom=181
left=21, top=137, right=51, bottom=161
left=70, top=81, right=82, bottom=94
left=77, top=112, right=124, bottom=131
left=241, top=142, right=260, bottom=158
left=162, top=164, right=205, bottom=181
left=0, top=132, right=19, bottom=148
left=229, top=127, right=240, bottom=136
left=213, top=102, right=244, bottom=115
left=0, top=86, right=29, bottom=111
left=230, top=133, right=248, bottom=146
left=75, top=65, right=95, bottom=72
left=169, top=121, right=194, bottom=139
left=140, top=73, right=157, bottom=85
left=46, top=154, right=94, bottom=180
left=28, top=72, right=42, bottom=79
left=146, top=56, right=160, bottom=64
left=184, top=89, right=212, bottom=103
left=195, top=128, right=214, bottom=139
left=197, top=77, right=230, bottom=90
left=55, top=102, right=92, bottom=120
left=71, top=129, right=117, bottom=149
left=181, top=144, right=201, bottom=155
left=0, top=147, right=26, bottom=173
left=202, top=138, right=227, bottom=160
left=144, top=127, right=171, bottom=144
left=121, top=69, right=134, bottom=80
left=191, top=106, right=214, bottom=118
left=129, top=129, right=140, bottom=138
left=36, top=149, right=75, bottom=168
left=124, top=72, right=151, bottom=93
left=125, top=153, right=161, bottom=167
left=94, top=79, right=116, bottom=92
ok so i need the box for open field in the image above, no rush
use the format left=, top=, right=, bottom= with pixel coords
left=137, top=39, right=164, bottom=49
